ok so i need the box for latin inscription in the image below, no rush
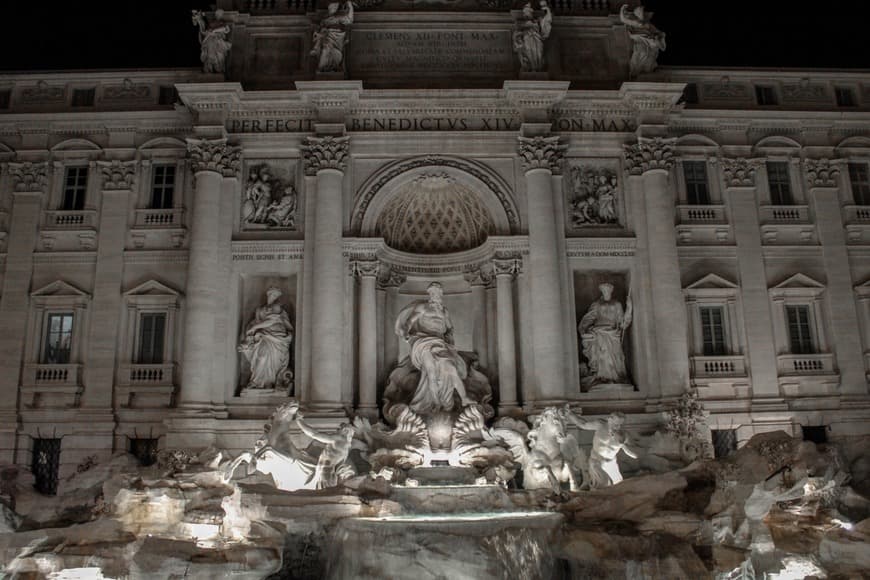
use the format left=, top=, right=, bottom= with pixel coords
left=227, top=117, right=637, bottom=134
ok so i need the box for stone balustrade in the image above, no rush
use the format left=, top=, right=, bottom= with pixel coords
left=777, top=353, right=835, bottom=375
left=134, top=208, right=185, bottom=229
left=759, top=205, right=810, bottom=224
left=43, top=210, right=98, bottom=230
left=677, top=204, right=728, bottom=224
left=691, top=355, right=747, bottom=377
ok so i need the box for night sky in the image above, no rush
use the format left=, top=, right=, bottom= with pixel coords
left=0, top=0, right=867, bottom=72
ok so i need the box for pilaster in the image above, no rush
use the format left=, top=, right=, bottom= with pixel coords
left=352, top=259, right=380, bottom=418
left=493, top=256, right=522, bottom=414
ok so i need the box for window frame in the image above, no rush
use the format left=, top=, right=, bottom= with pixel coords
left=769, top=274, right=829, bottom=356
left=42, top=312, right=75, bottom=364
left=835, top=86, right=857, bottom=108
left=136, top=311, right=168, bottom=365
left=765, top=160, right=794, bottom=205
left=60, top=165, right=89, bottom=211
left=683, top=274, right=744, bottom=359
left=848, top=161, right=870, bottom=206
left=121, top=280, right=182, bottom=367
left=755, top=85, right=779, bottom=106
left=786, top=304, right=815, bottom=355
left=699, top=305, right=728, bottom=356
left=26, top=280, right=91, bottom=368
left=138, top=156, right=186, bottom=211
left=682, top=160, right=712, bottom=205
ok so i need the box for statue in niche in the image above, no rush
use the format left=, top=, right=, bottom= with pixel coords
left=620, top=4, right=666, bottom=77
left=242, top=164, right=297, bottom=229
left=513, top=1, right=553, bottom=73
left=394, top=282, right=474, bottom=415
left=238, top=287, right=294, bottom=393
left=578, top=282, right=633, bottom=388
left=564, top=410, right=639, bottom=489
left=570, top=167, right=619, bottom=227
left=191, top=10, right=232, bottom=74
left=311, top=1, right=354, bottom=73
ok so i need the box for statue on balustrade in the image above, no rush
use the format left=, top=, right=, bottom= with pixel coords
left=620, top=4, right=666, bottom=77
left=578, top=282, right=633, bottom=389
left=238, top=287, right=294, bottom=394
left=513, top=1, right=553, bottom=72
left=311, top=1, right=354, bottom=73
left=564, top=410, right=639, bottom=489
left=191, top=9, right=233, bottom=74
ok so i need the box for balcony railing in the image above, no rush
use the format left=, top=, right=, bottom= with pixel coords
left=844, top=205, right=870, bottom=224
left=691, top=356, right=747, bottom=377
left=677, top=205, right=727, bottom=224
left=118, top=363, right=175, bottom=386
left=759, top=205, right=810, bottom=224
left=23, top=363, right=81, bottom=386
left=133, top=208, right=184, bottom=229
left=43, top=210, right=98, bottom=230
left=777, top=353, right=835, bottom=375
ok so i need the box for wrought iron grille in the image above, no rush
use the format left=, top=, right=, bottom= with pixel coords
left=130, top=438, right=160, bottom=467
left=711, top=429, right=737, bottom=459
left=32, top=438, right=61, bottom=495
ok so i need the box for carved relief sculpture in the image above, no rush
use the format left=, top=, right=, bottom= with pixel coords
left=569, top=167, right=619, bottom=227
left=513, top=1, right=553, bottom=73
left=564, top=410, right=639, bottom=488
left=98, top=160, right=137, bottom=191
left=8, top=162, right=48, bottom=193
left=238, top=287, right=294, bottom=394
left=578, top=282, right=633, bottom=388
left=191, top=10, right=233, bottom=75
left=620, top=4, right=666, bottom=77
left=311, top=1, right=354, bottom=73
left=242, top=164, right=298, bottom=229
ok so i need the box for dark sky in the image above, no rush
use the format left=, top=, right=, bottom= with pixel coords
left=0, top=1, right=867, bottom=72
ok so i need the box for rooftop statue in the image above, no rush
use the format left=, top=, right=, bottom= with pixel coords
left=620, top=4, right=666, bottom=77
left=311, top=1, right=355, bottom=73
left=513, top=1, right=553, bottom=73
left=191, top=9, right=232, bottom=75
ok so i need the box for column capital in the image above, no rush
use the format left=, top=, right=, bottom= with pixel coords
left=186, top=138, right=242, bottom=178
left=351, top=259, right=380, bottom=279
left=98, top=159, right=138, bottom=191
left=464, top=264, right=494, bottom=287
left=804, top=157, right=842, bottom=189
left=377, top=265, right=406, bottom=290
left=721, top=157, right=762, bottom=188
left=8, top=161, right=48, bottom=194
left=517, top=135, right=565, bottom=175
left=624, top=137, right=676, bottom=176
left=493, top=256, right=523, bottom=279
left=303, top=135, right=350, bottom=176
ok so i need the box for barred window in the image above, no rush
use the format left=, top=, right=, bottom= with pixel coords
left=32, top=438, right=61, bottom=495
left=755, top=85, right=778, bottom=106
left=71, top=88, right=95, bottom=107
left=711, top=429, right=737, bottom=459
left=129, top=438, right=160, bottom=467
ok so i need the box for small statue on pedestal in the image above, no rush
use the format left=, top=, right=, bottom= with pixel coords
left=620, top=4, right=666, bottom=77
left=513, top=1, right=553, bottom=73
left=191, top=10, right=233, bottom=75
left=311, top=1, right=355, bottom=73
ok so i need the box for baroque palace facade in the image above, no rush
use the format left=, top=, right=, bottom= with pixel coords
left=1, top=0, right=869, bottom=482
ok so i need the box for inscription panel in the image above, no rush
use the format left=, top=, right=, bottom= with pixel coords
left=349, top=30, right=513, bottom=75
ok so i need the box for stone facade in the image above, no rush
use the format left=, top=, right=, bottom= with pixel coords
left=0, top=3, right=869, bottom=483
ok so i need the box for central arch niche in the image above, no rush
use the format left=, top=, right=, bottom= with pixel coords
left=376, top=173, right=495, bottom=254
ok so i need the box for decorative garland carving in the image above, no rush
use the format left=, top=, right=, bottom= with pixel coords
left=98, top=160, right=137, bottom=191
left=804, top=158, right=841, bottom=188
left=721, top=157, right=761, bottom=188
left=351, top=156, right=520, bottom=234
left=623, top=137, right=676, bottom=175
left=302, top=136, right=349, bottom=175
left=8, top=162, right=49, bottom=193
left=186, top=138, right=241, bottom=178
left=517, top=135, right=565, bottom=174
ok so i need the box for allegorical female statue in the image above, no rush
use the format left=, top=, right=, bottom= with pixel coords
left=191, top=10, right=232, bottom=74
left=311, top=1, right=354, bottom=73
left=578, top=283, right=633, bottom=387
left=619, top=4, right=666, bottom=77
left=238, top=287, right=294, bottom=392
left=394, top=282, right=473, bottom=415
left=513, top=1, right=553, bottom=72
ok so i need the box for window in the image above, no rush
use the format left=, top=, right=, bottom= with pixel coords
left=32, top=438, right=61, bottom=495
left=711, top=429, right=737, bottom=459
left=849, top=162, right=870, bottom=206
left=43, top=313, right=73, bottom=364
left=71, top=88, right=95, bottom=107
left=682, top=83, right=699, bottom=105
left=766, top=161, right=793, bottom=205
left=801, top=425, right=828, bottom=444
left=158, top=86, right=178, bottom=106
left=150, top=165, right=176, bottom=209
left=0, top=89, right=10, bottom=110
left=61, top=166, right=88, bottom=210
left=129, top=438, right=160, bottom=466
left=835, top=87, right=856, bottom=107
left=700, top=306, right=727, bottom=356
left=786, top=305, right=815, bottom=354
left=755, top=85, right=778, bottom=106
left=137, top=312, right=166, bottom=364
left=683, top=161, right=711, bottom=205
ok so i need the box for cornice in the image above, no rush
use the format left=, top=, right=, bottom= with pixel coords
left=32, top=251, right=98, bottom=265
left=123, top=249, right=189, bottom=264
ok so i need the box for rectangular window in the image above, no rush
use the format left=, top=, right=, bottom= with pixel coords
left=700, top=306, right=727, bottom=356
left=137, top=313, right=166, bottom=364
left=786, top=305, right=815, bottom=354
left=43, top=313, right=74, bottom=364
left=711, top=429, right=737, bottom=459
left=755, top=85, right=778, bottom=106
left=61, top=166, right=88, bottom=210
left=0, top=89, right=10, bottom=110
left=683, top=161, right=711, bottom=205
left=835, top=87, right=856, bottom=107
left=158, top=86, right=178, bottom=106
left=150, top=165, right=176, bottom=209
left=766, top=161, right=793, bottom=205
left=71, top=88, right=95, bottom=107
left=849, top=162, right=870, bottom=206
left=32, top=438, right=61, bottom=495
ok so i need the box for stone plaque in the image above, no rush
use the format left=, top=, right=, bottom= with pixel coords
left=349, top=29, right=513, bottom=75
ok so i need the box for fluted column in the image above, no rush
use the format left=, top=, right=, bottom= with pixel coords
left=179, top=139, right=241, bottom=413
left=518, top=135, right=568, bottom=404
left=464, top=267, right=493, bottom=370
left=494, top=256, right=522, bottom=414
left=303, top=136, right=349, bottom=413
left=353, top=260, right=379, bottom=417
left=625, top=138, right=689, bottom=398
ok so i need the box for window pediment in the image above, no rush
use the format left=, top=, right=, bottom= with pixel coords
left=684, top=273, right=739, bottom=300
left=31, top=280, right=90, bottom=307
left=770, top=273, right=825, bottom=299
left=124, top=279, right=182, bottom=308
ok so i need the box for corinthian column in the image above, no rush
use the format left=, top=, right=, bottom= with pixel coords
left=518, top=135, right=568, bottom=404
left=624, top=138, right=689, bottom=398
left=178, top=138, right=241, bottom=413
left=464, top=266, right=493, bottom=370
left=303, top=135, right=349, bottom=413
left=352, top=259, right=379, bottom=418
left=493, top=256, right=521, bottom=414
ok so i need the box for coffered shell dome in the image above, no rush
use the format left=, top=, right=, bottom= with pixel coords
left=376, top=173, right=495, bottom=255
